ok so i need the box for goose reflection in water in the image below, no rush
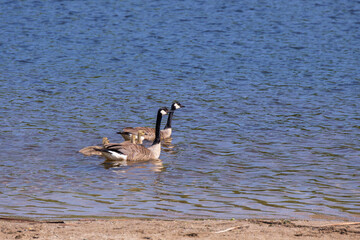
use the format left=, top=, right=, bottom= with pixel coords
left=102, top=159, right=164, bottom=173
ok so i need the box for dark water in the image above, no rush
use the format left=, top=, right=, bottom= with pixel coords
left=0, top=0, right=359, bottom=221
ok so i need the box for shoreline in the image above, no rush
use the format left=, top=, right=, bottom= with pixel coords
left=1, top=217, right=359, bottom=239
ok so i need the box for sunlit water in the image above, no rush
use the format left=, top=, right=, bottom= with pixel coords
left=0, top=0, right=359, bottom=221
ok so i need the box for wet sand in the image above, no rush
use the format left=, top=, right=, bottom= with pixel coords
left=1, top=218, right=359, bottom=240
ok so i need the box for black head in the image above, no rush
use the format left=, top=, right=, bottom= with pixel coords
left=158, top=107, right=169, bottom=115
left=171, top=101, right=185, bottom=110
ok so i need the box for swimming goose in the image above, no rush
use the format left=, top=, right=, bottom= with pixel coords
left=79, top=137, right=110, bottom=156
left=118, top=101, right=184, bottom=141
left=96, top=107, right=170, bottom=161
left=130, top=130, right=145, bottom=144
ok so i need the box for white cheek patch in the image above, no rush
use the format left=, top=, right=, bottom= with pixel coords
left=160, top=110, right=167, bottom=115
left=174, top=103, right=180, bottom=109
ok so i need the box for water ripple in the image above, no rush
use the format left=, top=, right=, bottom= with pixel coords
left=0, top=0, right=359, bottom=221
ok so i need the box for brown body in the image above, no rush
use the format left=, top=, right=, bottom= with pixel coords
left=79, top=137, right=109, bottom=156
left=79, top=131, right=144, bottom=157
left=100, top=142, right=161, bottom=161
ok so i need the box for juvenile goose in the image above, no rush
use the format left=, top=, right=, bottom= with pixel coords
left=118, top=101, right=184, bottom=141
left=96, top=107, right=170, bottom=161
left=130, top=130, right=145, bottom=144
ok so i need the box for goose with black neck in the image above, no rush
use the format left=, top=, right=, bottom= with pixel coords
left=96, top=107, right=170, bottom=161
left=118, top=101, right=184, bottom=141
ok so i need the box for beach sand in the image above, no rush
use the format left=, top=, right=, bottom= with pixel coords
left=1, top=218, right=359, bottom=240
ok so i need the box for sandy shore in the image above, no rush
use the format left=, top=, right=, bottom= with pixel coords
left=1, top=218, right=359, bottom=240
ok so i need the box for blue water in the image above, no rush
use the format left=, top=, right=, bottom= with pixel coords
left=0, top=0, right=359, bottom=221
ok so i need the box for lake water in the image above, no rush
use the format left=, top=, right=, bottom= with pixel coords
left=0, top=0, right=359, bottom=221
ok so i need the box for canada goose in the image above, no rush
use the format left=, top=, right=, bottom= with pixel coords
left=130, top=130, right=145, bottom=144
left=102, top=137, right=110, bottom=145
left=79, top=137, right=110, bottom=156
left=118, top=101, right=184, bottom=141
left=96, top=107, right=170, bottom=161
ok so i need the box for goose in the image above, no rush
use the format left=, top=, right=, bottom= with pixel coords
left=96, top=107, right=170, bottom=161
left=79, top=137, right=110, bottom=156
left=130, top=130, right=145, bottom=144
left=118, top=101, right=184, bottom=141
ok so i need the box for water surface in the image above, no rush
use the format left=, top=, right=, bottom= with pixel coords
left=0, top=0, right=359, bottom=220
